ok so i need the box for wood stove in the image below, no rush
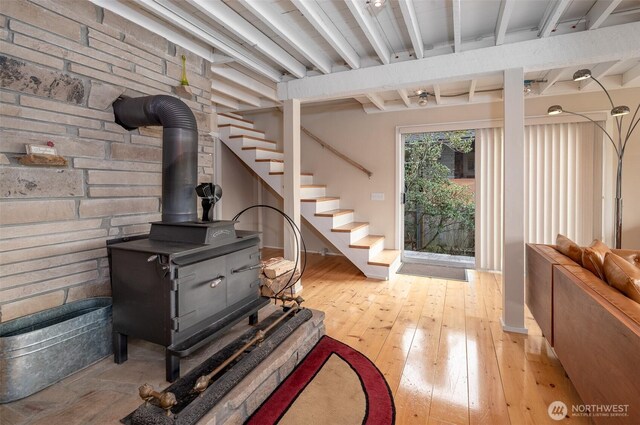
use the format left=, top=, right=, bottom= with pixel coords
left=106, top=96, right=269, bottom=382
left=108, top=222, right=269, bottom=382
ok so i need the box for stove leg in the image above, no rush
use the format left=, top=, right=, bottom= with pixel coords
left=249, top=312, right=258, bottom=325
left=166, top=351, right=180, bottom=382
left=114, top=332, right=128, bottom=364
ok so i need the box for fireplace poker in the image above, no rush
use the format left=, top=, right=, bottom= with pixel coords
left=193, top=305, right=300, bottom=394
left=138, top=383, right=177, bottom=416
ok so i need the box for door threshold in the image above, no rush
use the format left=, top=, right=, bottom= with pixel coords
left=402, top=251, right=475, bottom=269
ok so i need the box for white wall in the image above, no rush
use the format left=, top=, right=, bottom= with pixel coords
left=235, top=87, right=640, bottom=251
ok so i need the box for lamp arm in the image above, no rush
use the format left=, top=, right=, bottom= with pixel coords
left=624, top=104, right=640, bottom=142
left=622, top=116, right=639, bottom=156
left=590, top=75, right=623, bottom=134
left=590, top=75, right=616, bottom=109
left=563, top=110, right=619, bottom=156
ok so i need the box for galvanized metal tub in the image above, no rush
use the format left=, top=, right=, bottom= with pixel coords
left=0, top=297, right=112, bottom=403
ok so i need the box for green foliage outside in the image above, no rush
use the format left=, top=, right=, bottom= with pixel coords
left=404, top=130, right=475, bottom=256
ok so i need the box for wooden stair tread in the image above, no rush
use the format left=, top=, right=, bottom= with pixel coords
left=331, top=222, right=368, bottom=233
left=242, top=146, right=282, bottom=153
left=315, top=209, right=353, bottom=217
left=255, top=159, right=283, bottom=163
left=301, top=197, right=339, bottom=202
left=219, top=124, right=264, bottom=134
left=269, top=172, right=314, bottom=176
left=350, top=235, right=384, bottom=249
left=368, top=250, right=400, bottom=267
left=301, top=184, right=326, bottom=188
left=233, top=135, right=278, bottom=144
left=219, top=113, right=253, bottom=124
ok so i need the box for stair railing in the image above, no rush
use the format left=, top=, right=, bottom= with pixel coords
left=277, top=108, right=373, bottom=178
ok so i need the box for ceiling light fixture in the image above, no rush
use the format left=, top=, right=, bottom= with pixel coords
left=415, top=89, right=426, bottom=96
left=418, top=92, right=428, bottom=106
left=372, top=0, right=385, bottom=7
left=547, top=68, right=639, bottom=249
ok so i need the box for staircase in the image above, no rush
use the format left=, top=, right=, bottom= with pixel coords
left=217, top=112, right=401, bottom=280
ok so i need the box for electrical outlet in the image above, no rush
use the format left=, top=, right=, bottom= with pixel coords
left=371, top=192, right=385, bottom=201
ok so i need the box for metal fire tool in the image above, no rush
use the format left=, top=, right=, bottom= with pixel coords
left=193, top=306, right=300, bottom=394
left=139, top=383, right=177, bottom=416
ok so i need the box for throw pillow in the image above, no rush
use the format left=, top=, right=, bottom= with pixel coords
left=612, top=249, right=640, bottom=270
left=555, top=234, right=583, bottom=266
left=582, top=240, right=610, bottom=280
left=604, top=252, right=640, bottom=304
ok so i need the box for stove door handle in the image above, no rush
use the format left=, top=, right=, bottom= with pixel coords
left=209, top=277, right=224, bottom=288
left=231, top=263, right=262, bottom=274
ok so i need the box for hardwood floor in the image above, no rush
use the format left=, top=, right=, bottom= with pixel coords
left=264, top=248, right=591, bottom=425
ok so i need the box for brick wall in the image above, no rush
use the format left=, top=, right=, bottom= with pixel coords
left=0, top=0, right=215, bottom=322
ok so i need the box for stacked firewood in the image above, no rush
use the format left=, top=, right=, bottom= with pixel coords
left=260, top=257, right=300, bottom=297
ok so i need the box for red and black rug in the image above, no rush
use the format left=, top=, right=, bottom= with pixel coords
left=246, top=336, right=395, bottom=425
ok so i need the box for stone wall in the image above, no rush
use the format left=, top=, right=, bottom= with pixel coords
left=0, top=0, right=214, bottom=322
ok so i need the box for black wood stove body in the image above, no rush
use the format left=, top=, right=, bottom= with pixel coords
left=108, top=221, right=269, bottom=382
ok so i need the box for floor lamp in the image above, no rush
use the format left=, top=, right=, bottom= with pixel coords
left=547, top=69, right=639, bottom=249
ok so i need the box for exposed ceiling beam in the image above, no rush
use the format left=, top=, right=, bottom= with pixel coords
left=622, top=62, right=640, bottom=86
left=366, top=93, right=386, bottom=110
left=291, top=0, right=360, bottom=69
left=538, top=0, right=571, bottom=38
left=129, top=0, right=282, bottom=82
left=210, top=64, right=278, bottom=101
left=452, top=0, right=462, bottom=52
left=398, top=89, right=411, bottom=107
left=185, top=0, right=307, bottom=78
left=538, top=68, right=565, bottom=95
left=398, top=0, right=423, bottom=59
left=495, top=0, right=515, bottom=46
left=211, top=92, right=239, bottom=110
left=587, top=0, right=622, bottom=30
left=278, top=22, right=640, bottom=101
left=239, top=0, right=333, bottom=74
left=211, top=80, right=262, bottom=107
left=580, top=61, right=620, bottom=90
left=344, top=0, right=391, bottom=65
left=89, top=0, right=218, bottom=65
left=468, top=80, right=477, bottom=102
left=434, top=85, right=442, bottom=105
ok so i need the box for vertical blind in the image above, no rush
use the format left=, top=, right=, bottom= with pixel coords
left=476, top=122, right=602, bottom=271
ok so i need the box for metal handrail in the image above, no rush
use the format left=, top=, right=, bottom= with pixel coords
left=277, top=108, right=373, bottom=178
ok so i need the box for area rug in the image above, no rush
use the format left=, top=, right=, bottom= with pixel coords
left=246, top=336, right=395, bottom=425
left=397, top=262, right=468, bottom=281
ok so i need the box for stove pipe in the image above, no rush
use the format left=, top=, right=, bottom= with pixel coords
left=113, top=95, right=198, bottom=223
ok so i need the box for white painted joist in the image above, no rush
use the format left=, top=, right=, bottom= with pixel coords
left=538, top=0, right=571, bottom=38
left=398, top=89, right=411, bottom=107
left=588, top=0, right=623, bottom=30
left=362, top=91, right=502, bottom=113
left=580, top=61, right=620, bottom=90
left=211, top=80, right=262, bottom=107
left=239, top=0, right=334, bottom=74
left=89, top=0, right=218, bottom=61
left=277, top=22, right=640, bottom=101
left=186, top=0, right=307, bottom=78
left=622, top=62, right=640, bottom=86
left=211, top=64, right=278, bottom=101
left=452, top=0, right=462, bottom=52
left=129, top=0, right=282, bottom=82
left=469, top=79, right=477, bottom=102
left=291, top=0, right=360, bottom=69
left=538, top=68, right=565, bottom=95
left=344, top=0, right=391, bottom=65
left=495, top=0, right=515, bottom=46
left=398, top=0, right=423, bottom=59
left=367, top=93, right=385, bottom=110
left=211, top=92, right=240, bottom=110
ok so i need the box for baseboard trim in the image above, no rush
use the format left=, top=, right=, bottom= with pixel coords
left=500, top=318, right=528, bottom=335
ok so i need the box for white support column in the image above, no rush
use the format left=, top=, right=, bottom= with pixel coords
left=283, top=99, right=302, bottom=291
left=502, top=67, right=527, bottom=334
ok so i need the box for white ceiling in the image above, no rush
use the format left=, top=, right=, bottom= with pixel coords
left=98, top=0, right=640, bottom=113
